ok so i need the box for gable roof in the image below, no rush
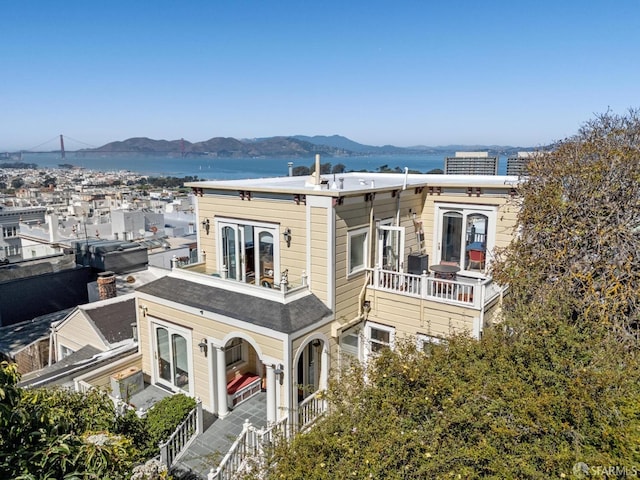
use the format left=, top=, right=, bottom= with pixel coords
left=137, top=276, right=332, bottom=334
left=82, top=297, right=136, bottom=345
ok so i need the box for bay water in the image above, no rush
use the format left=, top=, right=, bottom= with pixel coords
left=16, top=152, right=508, bottom=179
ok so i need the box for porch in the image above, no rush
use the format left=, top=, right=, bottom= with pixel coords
left=366, top=267, right=505, bottom=309
left=171, top=392, right=268, bottom=479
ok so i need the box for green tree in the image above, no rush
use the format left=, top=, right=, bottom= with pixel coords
left=292, top=166, right=310, bottom=176
left=493, top=109, right=640, bottom=343
left=0, top=361, right=138, bottom=479
left=263, top=326, right=640, bottom=479
left=331, top=163, right=346, bottom=174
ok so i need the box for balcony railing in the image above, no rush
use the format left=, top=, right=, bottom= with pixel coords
left=297, top=391, right=327, bottom=431
left=209, top=389, right=326, bottom=480
left=366, top=267, right=503, bottom=309
left=159, top=398, right=204, bottom=467
left=175, top=262, right=309, bottom=300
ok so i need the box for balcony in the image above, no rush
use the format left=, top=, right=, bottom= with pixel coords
left=177, top=262, right=310, bottom=301
left=366, top=267, right=505, bottom=309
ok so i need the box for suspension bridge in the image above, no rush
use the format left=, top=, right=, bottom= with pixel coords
left=2, top=135, right=189, bottom=158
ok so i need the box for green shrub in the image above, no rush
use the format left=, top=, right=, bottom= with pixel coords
left=142, top=393, right=196, bottom=456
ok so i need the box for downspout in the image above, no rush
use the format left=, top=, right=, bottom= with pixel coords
left=358, top=271, right=372, bottom=318
left=359, top=191, right=376, bottom=318
left=48, top=326, right=55, bottom=366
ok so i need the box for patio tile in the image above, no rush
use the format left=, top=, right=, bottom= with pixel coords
left=172, top=392, right=267, bottom=479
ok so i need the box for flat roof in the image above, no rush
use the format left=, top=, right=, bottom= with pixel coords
left=185, top=172, right=520, bottom=196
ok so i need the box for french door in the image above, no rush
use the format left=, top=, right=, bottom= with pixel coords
left=219, top=221, right=277, bottom=286
left=377, top=223, right=404, bottom=271
left=435, top=204, right=496, bottom=272
left=155, top=325, right=191, bottom=393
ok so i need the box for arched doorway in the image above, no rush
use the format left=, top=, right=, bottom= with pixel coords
left=294, top=337, right=328, bottom=429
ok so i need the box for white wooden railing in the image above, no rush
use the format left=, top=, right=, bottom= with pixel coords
left=208, top=419, right=260, bottom=480
left=75, top=379, right=134, bottom=415
left=209, top=389, right=326, bottom=480
left=159, top=398, right=204, bottom=467
left=297, top=392, right=327, bottom=431
left=367, top=267, right=501, bottom=308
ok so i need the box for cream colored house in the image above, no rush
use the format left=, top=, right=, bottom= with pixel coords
left=103, top=163, right=522, bottom=429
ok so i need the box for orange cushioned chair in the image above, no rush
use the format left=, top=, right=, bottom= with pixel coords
left=468, top=250, right=485, bottom=270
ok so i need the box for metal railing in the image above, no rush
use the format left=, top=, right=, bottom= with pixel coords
left=159, top=398, right=204, bottom=467
left=367, top=267, right=500, bottom=308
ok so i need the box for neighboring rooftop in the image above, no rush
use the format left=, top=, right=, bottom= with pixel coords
left=80, top=296, right=136, bottom=345
left=186, top=172, right=519, bottom=196
left=0, top=308, right=72, bottom=357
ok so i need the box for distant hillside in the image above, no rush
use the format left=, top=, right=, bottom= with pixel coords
left=86, top=136, right=349, bottom=158
left=293, top=135, right=428, bottom=155
left=85, top=135, right=535, bottom=158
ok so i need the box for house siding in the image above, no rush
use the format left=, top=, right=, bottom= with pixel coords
left=309, top=206, right=328, bottom=304
left=365, top=290, right=479, bottom=340
left=55, top=311, right=105, bottom=357
left=138, top=297, right=286, bottom=412
left=197, top=194, right=308, bottom=287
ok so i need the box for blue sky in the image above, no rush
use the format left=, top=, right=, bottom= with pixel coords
left=1, top=0, right=639, bottom=151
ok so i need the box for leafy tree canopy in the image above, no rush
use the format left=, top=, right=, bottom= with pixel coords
left=493, top=109, right=640, bottom=343
left=265, top=321, right=640, bottom=479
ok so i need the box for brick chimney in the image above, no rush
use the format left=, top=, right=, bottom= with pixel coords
left=97, top=271, right=117, bottom=300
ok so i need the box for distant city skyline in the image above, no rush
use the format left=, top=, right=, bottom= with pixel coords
left=2, top=1, right=639, bottom=152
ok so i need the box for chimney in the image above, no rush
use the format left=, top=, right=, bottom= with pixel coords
left=314, top=154, right=321, bottom=186
left=97, top=271, right=117, bottom=300
left=47, top=213, right=59, bottom=243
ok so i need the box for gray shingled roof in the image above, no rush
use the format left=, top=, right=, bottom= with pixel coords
left=0, top=308, right=73, bottom=356
left=84, top=298, right=136, bottom=345
left=137, top=277, right=332, bottom=334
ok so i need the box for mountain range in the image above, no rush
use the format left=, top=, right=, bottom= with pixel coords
left=83, top=135, right=532, bottom=158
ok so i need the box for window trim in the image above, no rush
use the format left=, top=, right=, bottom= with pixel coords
left=339, top=325, right=361, bottom=366
left=377, top=220, right=405, bottom=271
left=433, top=202, right=497, bottom=275
left=364, top=321, right=395, bottom=358
left=215, top=218, right=280, bottom=286
left=416, top=333, right=444, bottom=352
left=347, top=226, right=369, bottom=276
left=150, top=318, right=194, bottom=395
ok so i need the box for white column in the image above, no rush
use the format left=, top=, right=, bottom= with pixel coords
left=320, top=343, right=329, bottom=390
left=265, top=363, right=277, bottom=424
left=216, top=346, right=229, bottom=418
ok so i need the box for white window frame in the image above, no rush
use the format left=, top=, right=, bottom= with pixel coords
left=225, top=338, right=248, bottom=369
left=347, top=226, right=369, bottom=276
left=433, top=203, right=497, bottom=276
left=150, top=319, right=194, bottom=396
left=364, top=321, right=395, bottom=358
left=2, top=226, right=17, bottom=238
left=216, top=218, right=279, bottom=286
left=416, top=334, right=444, bottom=353
left=339, top=325, right=361, bottom=367
left=377, top=219, right=405, bottom=271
